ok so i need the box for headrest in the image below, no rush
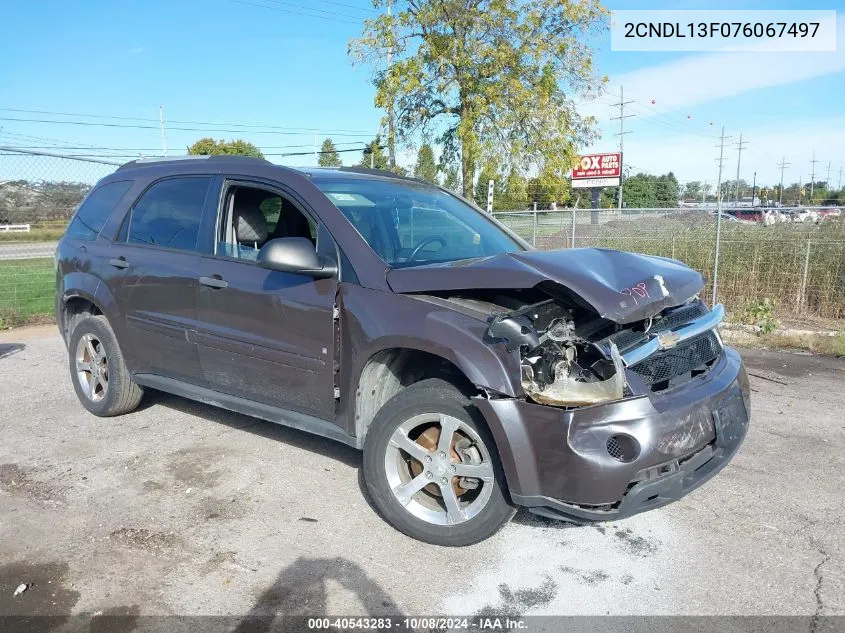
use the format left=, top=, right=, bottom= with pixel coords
left=233, top=191, right=269, bottom=243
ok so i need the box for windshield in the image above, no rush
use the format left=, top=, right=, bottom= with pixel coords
left=313, top=176, right=523, bottom=267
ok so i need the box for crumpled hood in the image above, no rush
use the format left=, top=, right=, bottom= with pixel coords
left=386, top=248, right=705, bottom=324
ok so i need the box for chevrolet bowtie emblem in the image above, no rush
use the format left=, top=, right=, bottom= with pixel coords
left=656, top=331, right=681, bottom=350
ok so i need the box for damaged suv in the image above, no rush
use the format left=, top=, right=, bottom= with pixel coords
left=56, top=156, right=750, bottom=546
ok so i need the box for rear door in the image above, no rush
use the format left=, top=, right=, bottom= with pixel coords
left=191, top=179, right=337, bottom=420
left=105, top=176, right=214, bottom=384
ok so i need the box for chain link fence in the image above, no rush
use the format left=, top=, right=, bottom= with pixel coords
left=1, top=148, right=843, bottom=326
left=0, top=149, right=118, bottom=325
left=494, top=207, right=845, bottom=321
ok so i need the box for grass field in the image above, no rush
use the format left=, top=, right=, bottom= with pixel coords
left=0, top=258, right=55, bottom=327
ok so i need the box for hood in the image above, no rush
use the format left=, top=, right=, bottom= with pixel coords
left=386, top=248, right=705, bottom=324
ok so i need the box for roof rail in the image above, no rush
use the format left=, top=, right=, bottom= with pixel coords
left=337, top=166, right=418, bottom=181
left=116, top=154, right=270, bottom=171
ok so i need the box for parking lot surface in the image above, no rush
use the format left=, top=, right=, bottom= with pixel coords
left=1, top=325, right=843, bottom=618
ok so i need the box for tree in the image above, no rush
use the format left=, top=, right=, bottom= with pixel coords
left=350, top=0, right=607, bottom=199
left=502, top=168, right=529, bottom=210
left=682, top=181, right=702, bottom=200
left=441, top=163, right=461, bottom=193
left=621, top=173, right=657, bottom=208
left=654, top=172, right=679, bottom=207
left=359, top=135, right=389, bottom=170
left=187, top=137, right=263, bottom=158
left=318, top=138, right=342, bottom=167
left=414, top=144, right=438, bottom=183
left=474, top=164, right=499, bottom=208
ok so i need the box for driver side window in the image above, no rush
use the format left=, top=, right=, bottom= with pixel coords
left=217, top=184, right=316, bottom=262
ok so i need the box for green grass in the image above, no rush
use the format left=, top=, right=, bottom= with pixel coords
left=0, top=258, right=55, bottom=327
left=0, top=222, right=67, bottom=242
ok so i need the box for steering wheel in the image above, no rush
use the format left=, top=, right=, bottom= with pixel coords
left=407, top=235, right=447, bottom=263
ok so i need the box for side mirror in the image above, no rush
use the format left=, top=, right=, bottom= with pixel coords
left=257, top=237, right=337, bottom=279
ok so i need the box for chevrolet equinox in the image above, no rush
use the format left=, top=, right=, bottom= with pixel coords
left=56, top=156, right=750, bottom=546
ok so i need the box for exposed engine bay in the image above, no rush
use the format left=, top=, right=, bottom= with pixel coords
left=418, top=286, right=720, bottom=409
left=486, top=294, right=629, bottom=407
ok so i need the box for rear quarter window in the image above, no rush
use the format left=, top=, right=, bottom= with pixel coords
left=65, top=180, right=133, bottom=240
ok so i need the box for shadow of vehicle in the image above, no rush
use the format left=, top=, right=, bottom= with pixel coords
left=138, top=389, right=362, bottom=469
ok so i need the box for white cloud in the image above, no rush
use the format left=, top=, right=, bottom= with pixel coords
left=587, top=116, right=845, bottom=186
left=584, top=13, right=845, bottom=119
left=128, top=46, right=147, bottom=54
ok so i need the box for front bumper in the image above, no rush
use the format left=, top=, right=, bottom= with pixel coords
left=473, top=346, right=750, bottom=522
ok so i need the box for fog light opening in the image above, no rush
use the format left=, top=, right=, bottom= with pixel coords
left=607, top=434, right=640, bottom=463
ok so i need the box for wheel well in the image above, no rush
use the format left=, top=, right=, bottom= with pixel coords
left=62, top=297, right=101, bottom=341
left=354, top=348, right=477, bottom=442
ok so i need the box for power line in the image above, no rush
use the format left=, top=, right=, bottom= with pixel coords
left=0, top=107, right=372, bottom=134
left=227, top=0, right=362, bottom=24
left=809, top=151, right=819, bottom=199
left=0, top=116, right=374, bottom=137
left=262, top=0, right=365, bottom=20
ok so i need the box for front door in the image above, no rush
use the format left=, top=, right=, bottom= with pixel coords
left=192, top=181, right=336, bottom=419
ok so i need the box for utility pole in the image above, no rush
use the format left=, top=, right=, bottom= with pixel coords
left=313, top=134, right=318, bottom=164
left=733, top=133, right=747, bottom=205
left=610, top=85, right=634, bottom=210
left=777, top=157, right=790, bottom=205
left=838, top=166, right=843, bottom=191
left=712, top=126, right=731, bottom=304
left=159, top=105, right=168, bottom=157
left=385, top=0, right=396, bottom=170
left=701, top=180, right=707, bottom=204
left=751, top=171, right=757, bottom=207
left=809, top=151, right=819, bottom=201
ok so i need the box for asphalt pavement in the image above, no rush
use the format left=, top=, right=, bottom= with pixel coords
left=0, top=241, right=56, bottom=260
left=0, top=325, right=843, bottom=620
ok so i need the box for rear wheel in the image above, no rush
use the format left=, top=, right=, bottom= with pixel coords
left=363, top=379, right=515, bottom=546
left=68, top=315, right=144, bottom=417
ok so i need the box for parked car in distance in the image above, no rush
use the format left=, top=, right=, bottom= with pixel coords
left=56, top=156, right=750, bottom=546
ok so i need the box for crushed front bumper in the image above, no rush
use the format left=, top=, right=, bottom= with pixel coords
left=473, top=346, right=750, bottom=522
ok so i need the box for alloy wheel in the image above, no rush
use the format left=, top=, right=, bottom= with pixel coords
left=75, top=333, right=109, bottom=403
left=384, top=413, right=495, bottom=526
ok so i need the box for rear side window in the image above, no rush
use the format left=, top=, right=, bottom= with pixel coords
left=127, top=177, right=211, bottom=251
left=66, top=180, right=133, bottom=240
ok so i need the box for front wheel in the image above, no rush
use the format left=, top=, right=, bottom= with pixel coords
left=363, top=379, right=515, bottom=546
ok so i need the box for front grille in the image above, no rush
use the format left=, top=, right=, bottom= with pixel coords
left=629, top=330, right=722, bottom=387
left=599, top=300, right=708, bottom=353
left=652, top=300, right=708, bottom=332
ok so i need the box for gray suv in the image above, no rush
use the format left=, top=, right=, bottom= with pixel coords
left=56, top=156, right=750, bottom=546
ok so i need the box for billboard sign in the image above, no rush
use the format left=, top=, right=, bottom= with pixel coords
left=571, top=153, right=622, bottom=188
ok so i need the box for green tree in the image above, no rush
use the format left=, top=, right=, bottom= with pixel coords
left=350, top=0, right=607, bottom=199
left=187, top=137, right=263, bottom=158
left=621, top=173, right=657, bottom=208
left=474, top=164, right=499, bottom=208
left=682, top=181, right=702, bottom=200
left=502, top=168, right=529, bottom=210
left=441, top=163, right=461, bottom=193
left=414, top=144, right=438, bottom=183
left=359, top=135, right=389, bottom=170
left=528, top=170, right=570, bottom=209
left=654, top=172, right=679, bottom=207
left=318, top=138, right=342, bottom=167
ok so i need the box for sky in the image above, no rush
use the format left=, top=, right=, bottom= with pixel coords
left=0, top=0, right=843, bottom=189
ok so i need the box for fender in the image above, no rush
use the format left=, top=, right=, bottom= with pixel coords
left=58, top=271, right=122, bottom=340
left=335, top=284, right=522, bottom=435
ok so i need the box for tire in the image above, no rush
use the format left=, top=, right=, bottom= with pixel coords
left=68, top=315, right=144, bottom=417
left=363, top=378, right=515, bottom=546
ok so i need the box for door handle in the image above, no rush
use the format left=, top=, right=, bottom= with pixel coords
left=199, top=275, right=228, bottom=289
left=109, top=257, right=129, bottom=269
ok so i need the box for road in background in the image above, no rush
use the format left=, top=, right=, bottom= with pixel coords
left=0, top=241, right=56, bottom=260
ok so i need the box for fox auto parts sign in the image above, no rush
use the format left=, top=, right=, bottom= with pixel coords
left=571, top=153, right=622, bottom=188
